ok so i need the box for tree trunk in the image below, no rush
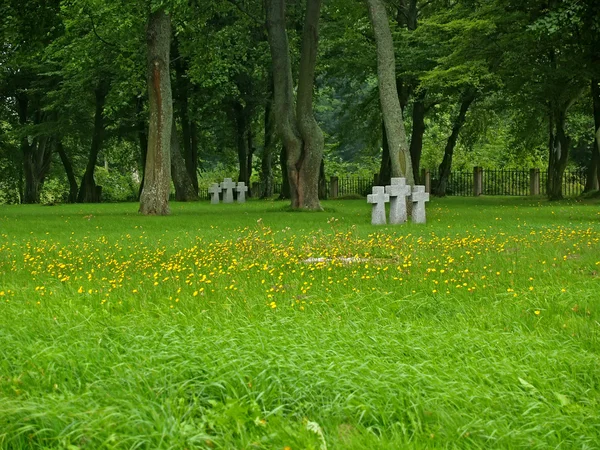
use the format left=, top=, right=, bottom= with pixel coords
left=546, top=104, right=571, bottom=200
left=139, top=9, right=173, bottom=215
left=261, top=83, right=275, bottom=198
left=278, top=146, right=290, bottom=199
left=170, top=119, right=197, bottom=201
left=173, top=38, right=198, bottom=194
left=234, top=101, right=250, bottom=186
left=410, top=90, right=426, bottom=184
left=17, top=94, right=53, bottom=204
left=247, top=126, right=255, bottom=196
left=23, top=137, right=52, bottom=204
left=136, top=97, right=148, bottom=200
left=585, top=78, right=600, bottom=192
left=57, top=141, right=78, bottom=203
left=433, top=91, right=476, bottom=196
left=191, top=122, right=200, bottom=172
left=266, top=0, right=324, bottom=210
left=318, top=159, right=326, bottom=199
left=367, top=0, right=414, bottom=185
left=77, top=81, right=108, bottom=203
left=378, top=120, right=391, bottom=185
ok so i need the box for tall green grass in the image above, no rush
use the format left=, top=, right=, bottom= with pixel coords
left=0, top=197, right=599, bottom=449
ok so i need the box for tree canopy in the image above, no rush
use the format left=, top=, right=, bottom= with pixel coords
left=0, top=0, right=598, bottom=205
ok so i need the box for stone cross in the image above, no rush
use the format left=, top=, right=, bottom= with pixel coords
left=236, top=182, right=248, bottom=203
left=385, top=177, right=412, bottom=224
left=220, top=178, right=235, bottom=203
left=208, top=183, right=221, bottom=204
left=367, top=186, right=389, bottom=225
left=411, top=185, right=430, bottom=224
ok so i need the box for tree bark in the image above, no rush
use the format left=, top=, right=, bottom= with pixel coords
left=261, top=83, right=275, bottom=198
left=410, top=90, right=426, bottom=184
left=170, top=119, right=198, bottom=201
left=266, top=0, right=324, bottom=210
left=173, top=38, right=198, bottom=194
left=139, top=9, right=173, bottom=215
left=57, top=141, right=78, bottom=203
left=247, top=125, right=255, bottom=196
left=278, top=146, right=290, bottom=199
left=234, top=101, right=250, bottom=186
left=546, top=104, right=571, bottom=200
left=78, top=81, right=108, bottom=203
left=378, top=120, right=391, bottom=185
left=433, top=91, right=476, bottom=196
left=367, top=0, right=414, bottom=185
left=137, top=97, right=148, bottom=200
left=318, top=158, right=327, bottom=199
left=585, top=78, right=600, bottom=192
left=17, top=94, right=53, bottom=204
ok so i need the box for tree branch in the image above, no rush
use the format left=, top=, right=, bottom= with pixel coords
left=87, top=10, right=120, bottom=49
left=226, top=0, right=264, bottom=26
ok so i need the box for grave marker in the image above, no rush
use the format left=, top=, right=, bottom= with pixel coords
left=385, top=177, right=411, bottom=224
left=367, top=186, right=389, bottom=225
left=208, top=183, right=221, bottom=204
left=411, top=185, right=429, bottom=224
left=221, top=178, right=235, bottom=203
left=236, top=181, right=248, bottom=203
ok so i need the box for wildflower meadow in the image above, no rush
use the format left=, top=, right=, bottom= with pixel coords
left=1, top=197, right=599, bottom=449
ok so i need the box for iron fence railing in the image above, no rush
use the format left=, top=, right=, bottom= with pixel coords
left=199, top=168, right=588, bottom=200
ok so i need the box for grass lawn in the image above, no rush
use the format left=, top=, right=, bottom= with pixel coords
left=1, top=196, right=599, bottom=449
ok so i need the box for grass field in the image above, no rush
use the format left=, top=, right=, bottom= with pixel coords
left=1, top=197, right=599, bottom=449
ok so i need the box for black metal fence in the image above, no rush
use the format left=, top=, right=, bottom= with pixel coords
left=200, top=168, right=588, bottom=199
left=427, top=168, right=586, bottom=197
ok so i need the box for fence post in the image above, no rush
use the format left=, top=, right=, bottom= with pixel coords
left=330, top=176, right=339, bottom=199
left=473, top=166, right=483, bottom=196
left=529, top=168, right=540, bottom=196
left=421, top=169, right=431, bottom=193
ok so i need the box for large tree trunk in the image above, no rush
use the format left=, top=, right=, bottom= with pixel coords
left=170, top=119, right=198, bottom=201
left=410, top=90, right=426, bottom=184
left=546, top=104, right=571, bottom=200
left=378, top=120, right=391, bottom=185
left=318, top=158, right=327, bottom=199
left=136, top=97, right=148, bottom=200
left=261, top=83, right=275, bottom=198
left=433, top=91, right=476, bottom=196
left=234, top=101, right=251, bottom=186
left=57, top=141, right=78, bottom=203
left=17, top=94, right=53, bottom=204
left=278, top=146, right=290, bottom=199
left=367, top=0, right=414, bottom=185
left=23, top=137, right=53, bottom=204
left=139, top=9, right=173, bottom=215
left=173, top=38, right=198, bottom=194
left=585, top=78, right=600, bottom=192
left=247, top=126, right=255, bottom=196
left=78, top=81, right=108, bottom=203
left=266, top=0, right=324, bottom=210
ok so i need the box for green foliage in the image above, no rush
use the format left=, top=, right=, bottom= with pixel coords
left=94, top=167, right=139, bottom=203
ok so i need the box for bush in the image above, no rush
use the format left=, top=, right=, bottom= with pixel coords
left=40, top=178, right=68, bottom=205
left=94, top=167, right=139, bottom=202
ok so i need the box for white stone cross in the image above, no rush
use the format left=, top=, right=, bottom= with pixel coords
left=208, top=183, right=221, bottom=204
left=385, top=177, right=412, bottom=224
left=411, top=185, right=430, bottom=224
left=220, top=178, right=235, bottom=203
left=236, top=182, right=248, bottom=203
left=367, top=186, right=389, bottom=225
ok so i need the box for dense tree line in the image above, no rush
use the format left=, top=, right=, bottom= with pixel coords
left=1, top=0, right=599, bottom=212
